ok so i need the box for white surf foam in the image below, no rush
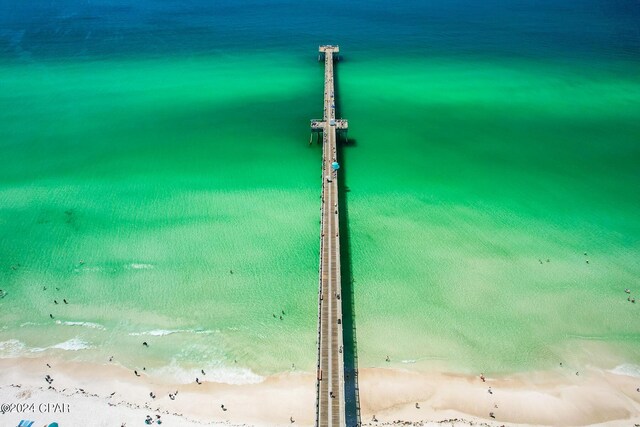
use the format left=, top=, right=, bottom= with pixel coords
left=129, top=328, right=214, bottom=337
left=129, top=329, right=184, bottom=337
left=19, top=322, right=43, bottom=327
left=50, top=338, right=92, bottom=351
left=609, top=363, right=640, bottom=378
left=0, top=339, right=26, bottom=358
left=55, top=321, right=105, bottom=330
left=1, top=338, right=92, bottom=356
left=78, top=266, right=102, bottom=272
left=127, top=263, right=154, bottom=270
left=150, top=360, right=264, bottom=385
left=30, top=338, right=93, bottom=353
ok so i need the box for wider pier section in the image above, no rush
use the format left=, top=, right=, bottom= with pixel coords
left=312, top=45, right=348, bottom=427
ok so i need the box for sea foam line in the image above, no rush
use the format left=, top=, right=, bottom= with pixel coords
left=149, top=360, right=264, bottom=385
left=0, top=339, right=26, bottom=358
left=129, top=329, right=185, bottom=337
left=609, top=363, right=640, bottom=378
left=55, top=320, right=105, bottom=330
left=126, top=263, right=154, bottom=270
left=129, top=328, right=215, bottom=337
left=31, top=338, right=93, bottom=352
left=0, top=338, right=93, bottom=357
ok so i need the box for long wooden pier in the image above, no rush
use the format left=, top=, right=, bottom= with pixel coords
left=312, top=45, right=348, bottom=427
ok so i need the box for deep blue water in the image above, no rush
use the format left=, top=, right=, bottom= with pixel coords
left=1, top=0, right=639, bottom=63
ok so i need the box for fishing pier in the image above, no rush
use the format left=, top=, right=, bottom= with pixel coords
left=312, top=45, right=348, bottom=427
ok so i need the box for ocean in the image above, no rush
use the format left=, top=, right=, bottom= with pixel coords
left=1, top=0, right=639, bottom=382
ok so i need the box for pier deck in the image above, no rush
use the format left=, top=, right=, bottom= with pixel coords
left=313, top=45, right=347, bottom=427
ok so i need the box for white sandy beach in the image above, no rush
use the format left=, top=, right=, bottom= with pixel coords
left=1, top=357, right=639, bottom=427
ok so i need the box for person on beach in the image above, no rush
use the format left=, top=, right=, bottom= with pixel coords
left=195, top=377, right=201, bottom=384
left=415, top=402, right=420, bottom=409
left=150, top=392, right=155, bottom=399
left=201, top=369, right=206, bottom=375
left=169, top=393, right=175, bottom=400
left=221, top=404, right=227, bottom=411
left=290, top=416, right=295, bottom=423
left=480, top=373, right=485, bottom=382
left=134, top=370, right=140, bottom=377
left=488, top=387, right=493, bottom=394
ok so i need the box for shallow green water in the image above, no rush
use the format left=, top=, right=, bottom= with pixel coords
left=0, top=55, right=326, bottom=378
left=1, top=0, right=640, bottom=381
left=342, top=57, right=640, bottom=371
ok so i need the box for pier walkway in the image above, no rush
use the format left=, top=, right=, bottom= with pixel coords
left=312, top=45, right=348, bottom=427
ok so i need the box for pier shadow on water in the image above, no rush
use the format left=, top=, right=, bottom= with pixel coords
left=337, top=139, right=361, bottom=427
left=334, top=58, right=362, bottom=427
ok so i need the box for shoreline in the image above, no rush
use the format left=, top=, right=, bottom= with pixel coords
left=1, top=357, right=639, bottom=426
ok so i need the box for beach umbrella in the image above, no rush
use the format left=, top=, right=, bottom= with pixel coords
left=331, top=162, right=340, bottom=170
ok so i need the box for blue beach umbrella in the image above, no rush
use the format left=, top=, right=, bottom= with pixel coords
left=331, top=162, right=340, bottom=170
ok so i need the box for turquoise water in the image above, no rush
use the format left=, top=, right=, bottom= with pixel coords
left=1, top=0, right=639, bottom=379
